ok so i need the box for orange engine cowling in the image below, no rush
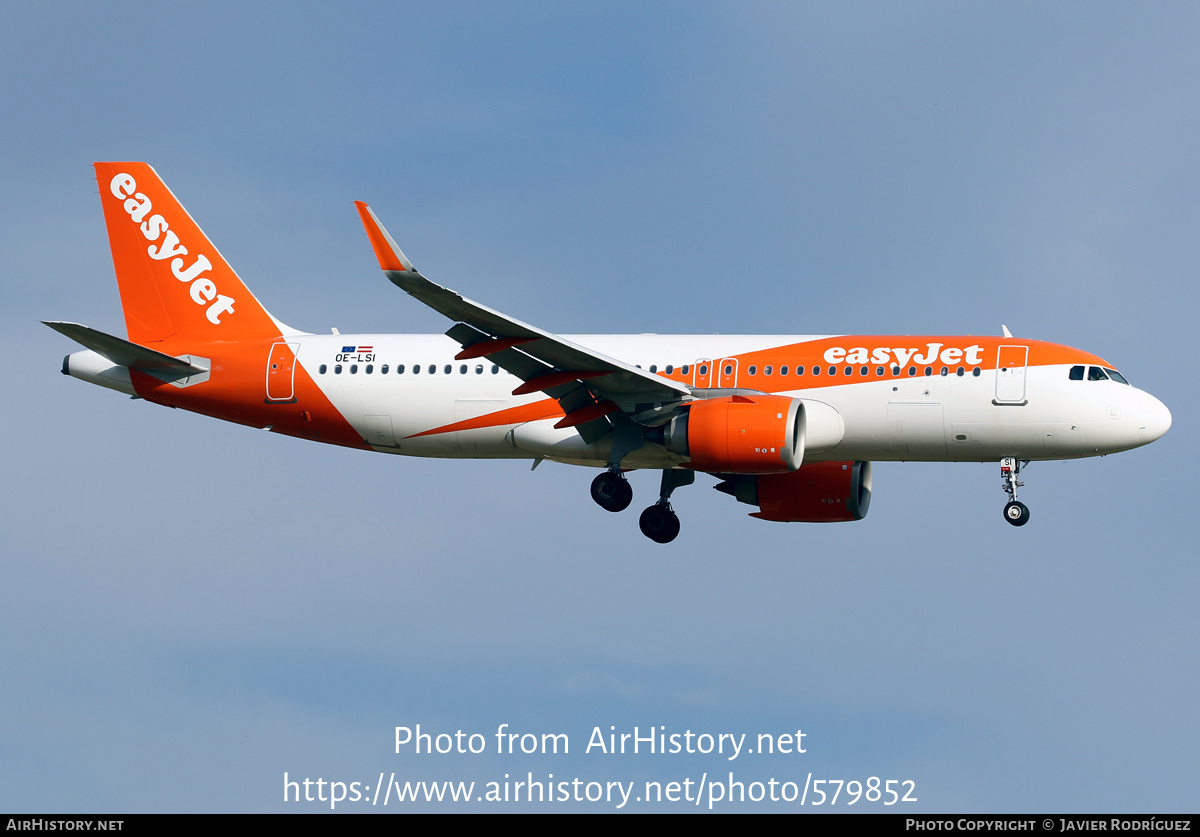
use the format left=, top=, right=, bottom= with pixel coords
left=665, top=394, right=804, bottom=474
left=714, top=461, right=872, bottom=522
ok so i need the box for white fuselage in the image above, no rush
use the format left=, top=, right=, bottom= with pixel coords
left=289, top=333, right=1170, bottom=467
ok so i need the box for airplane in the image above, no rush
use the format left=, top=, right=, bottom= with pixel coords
left=48, top=162, right=1172, bottom=543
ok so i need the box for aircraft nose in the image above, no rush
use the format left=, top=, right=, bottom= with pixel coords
left=1138, top=393, right=1172, bottom=445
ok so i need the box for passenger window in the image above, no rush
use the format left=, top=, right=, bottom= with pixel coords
left=665, top=365, right=674, bottom=374
left=699, top=365, right=709, bottom=375
left=350, top=364, right=358, bottom=374
left=860, top=366, right=868, bottom=376
left=476, top=365, right=484, bottom=374
left=381, top=364, right=389, bottom=374
left=491, top=365, right=499, bottom=374
left=828, top=366, right=837, bottom=376
left=444, top=364, right=452, bottom=374
left=844, top=366, right=853, bottom=376
left=876, top=366, right=884, bottom=376
left=1069, top=365, right=1085, bottom=381
left=780, top=366, right=789, bottom=376
left=723, top=364, right=733, bottom=376
left=908, top=367, right=917, bottom=376
left=319, top=364, right=327, bottom=374
left=939, top=367, right=948, bottom=376
left=366, top=364, right=374, bottom=374
left=891, top=366, right=900, bottom=375
left=1088, top=366, right=1109, bottom=381
left=398, top=364, right=406, bottom=374
left=795, top=365, right=804, bottom=376
left=459, top=364, right=467, bottom=374
left=428, top=364, right=436, bottom=374
left=764, top=365, right=773, bottom=376
left=972, top=368, right=981, bottom=376
left=956, top=367, right=964, bottom=376
left=812, top=366, right=820, bottom=376
left=412, top=364, right=419, bottom=374
left=334, top=364, right=342, bottom=374
left=681, top=365, right=690, bottom=375
left=748, top=365, right=757, bottom=375
left=650, top=365, right=657, bottom=373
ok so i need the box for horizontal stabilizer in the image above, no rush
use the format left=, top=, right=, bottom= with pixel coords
left=43, top=321, right=206, bottom=374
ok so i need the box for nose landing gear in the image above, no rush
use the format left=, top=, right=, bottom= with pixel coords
left=1000, top=458, right=1031, bottom=526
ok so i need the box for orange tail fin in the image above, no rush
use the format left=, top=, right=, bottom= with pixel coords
left=94, top=162, right=286, bottom=345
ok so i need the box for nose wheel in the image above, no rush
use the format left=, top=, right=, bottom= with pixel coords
left=591, top=470, right=633, bottom=512
left=1000, top=458, right=1031, bottom=527
left=1004, top=500, right=1030, bottom=526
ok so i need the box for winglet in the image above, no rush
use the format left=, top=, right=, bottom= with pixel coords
left=1001, top=324, right=1013, bottom=338
left=354, top=201, right=415, bottom=273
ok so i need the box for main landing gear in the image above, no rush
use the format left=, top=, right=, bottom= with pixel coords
left=590, top=470, right=633, bottom=512
left=639, top=504, right=680, bottom=544
left=638, top=470, right=694, bottom=544
left=1000, top=457, right=1031, bottom=527
left=590, top=468, right=694, bottom=543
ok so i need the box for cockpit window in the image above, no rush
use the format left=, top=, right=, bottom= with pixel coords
left=1105, top=368, right=1130, bottom=385
left=1069, top=365, right=1084, bottom=381
left=1087, top=366, right=1109, bottom=382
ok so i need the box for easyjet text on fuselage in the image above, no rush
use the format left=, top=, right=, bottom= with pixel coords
left=823, top=343, right=986, bottom=368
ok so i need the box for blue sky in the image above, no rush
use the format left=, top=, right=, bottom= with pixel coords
left=2, top=2, right=1196, bottom=812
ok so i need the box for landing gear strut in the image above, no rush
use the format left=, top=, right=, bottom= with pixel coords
left=591, top=470, right=633, bottom=512
left=638, top=469, right=695, bottom=544
left=1000, top=457, right=1030, bottom=527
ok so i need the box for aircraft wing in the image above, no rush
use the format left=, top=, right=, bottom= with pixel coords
left=355, top=202, right=693, bottom=442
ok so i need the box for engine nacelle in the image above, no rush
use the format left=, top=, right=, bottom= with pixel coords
left=665, top=394, right=804, bottom=473
left=714, top=460, right=873, bottom=522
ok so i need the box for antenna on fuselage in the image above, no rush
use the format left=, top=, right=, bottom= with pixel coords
left=1001, top=325, right=1013, bottom=338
